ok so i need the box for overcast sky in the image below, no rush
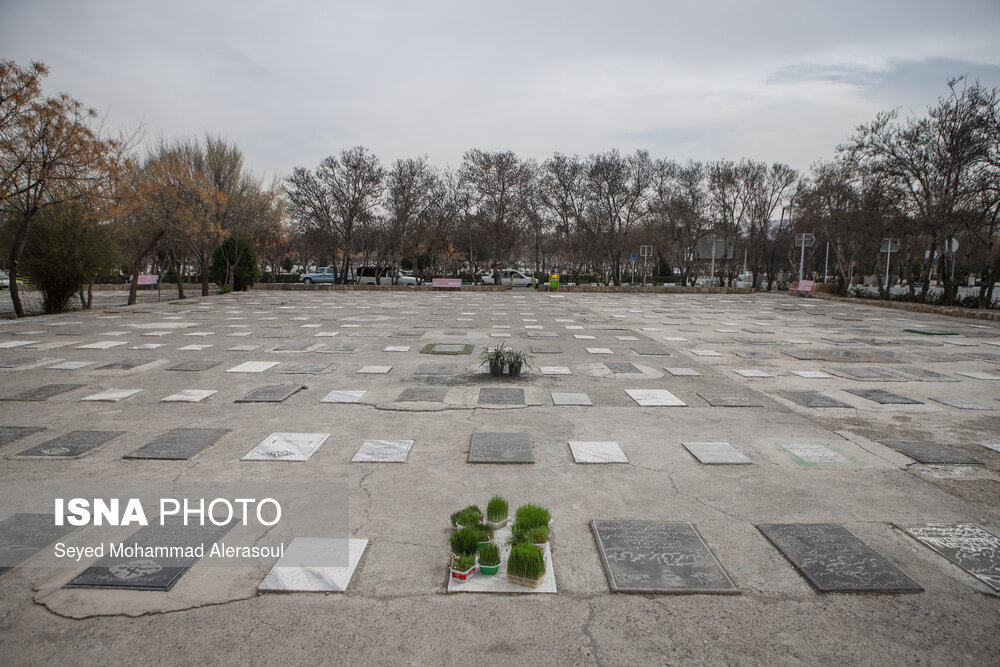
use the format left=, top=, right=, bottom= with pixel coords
left=4, top=0, right=999, bottom=179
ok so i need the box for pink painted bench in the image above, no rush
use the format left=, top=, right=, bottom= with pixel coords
left=791, top=280, right=814, bottom=297
left=128, top=275, right=160, bottom=289
left=431, top=278, right=462, bottom=290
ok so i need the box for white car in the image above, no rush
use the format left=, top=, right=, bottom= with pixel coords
left=0, top=271, right=8, bottom=288
left=480, top=269, right=533, bottom=287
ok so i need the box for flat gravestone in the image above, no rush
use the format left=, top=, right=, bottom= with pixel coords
left=322, top=344, right=359, bottom=352
left=846, top=389, right=922, bottom=405
left=631, top=346, right=669, bottom=356
left=161, top=390, right=216, bottom=403
left=568, top=441, right=627, bottom=463
left=468, top=432, right=534, bottom=463
left=0, top=514, right=75, bottom=576
left=531, top=346, right=563, bottom=354
left=591, top=520, right=739, bottom=594
left=321, top=390, right=366, bottom=403
left=894, top=522, right=1000, bottom=592
left=125, top=428, right=230, bottom=460
left=166, top=360, right=221, bottom=372
left=929, top=396, right=988, bottom=410
left=0, top=426, right=44, bottom=446
left=415, top=363, right=455, bottom=375
left=780, top=443, right=847, bottom=464
left=81, top=389, right=141, bottom=402
left=605, top=362, right=641, bottom=374
left=235, top=384, right=304, bottom=403
left=682, top=442, right=753, bottom=464
left=665, top=367, right=701, bottom=377
left=351, top=439, right=414, bottom=462
left=880, top=441, right=983, bottom=465
left=280, top=362, right=333, bottom=374
left=0, top=357, right=49, bottom=369
left=526, top=332, right=558, bottom=338
left=551, top=392, right=592, bottom=406
left=697, top=393, right=763, bottom=408
left=243, top=432, right=329, bottom=461
left=258, top=537, right=368, bottom=592
left=784, top=350, right=825, bottom=361
left=18, top=430, right=125, bottom=458
left=734, top=350, right=775, bottom=359
left=430, top=344, right=468, bottom=354
left=1, top=384, right=84, bottom=401
left=890, top=368, right=955, bottom=382
left=778, top=391, right=852, bottom=408
left=274, top=341, right=311, bottom=351
left=95, top=359, right=154, bottom=371
left=65, top=517, right=235, bottom=591
left=832, top=367, right=903, bottom=381
left=226, top=361, right=278, bottom=373
left=757, top=523, right=922, bottom=593
left=625, top=389, right=686, bottom=407
left=479, top=388, right=525, bottom=405
left=397, top=387, right=447, bottom=402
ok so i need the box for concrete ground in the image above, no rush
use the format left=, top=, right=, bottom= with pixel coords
left=0, top=290, right=998, bottom=665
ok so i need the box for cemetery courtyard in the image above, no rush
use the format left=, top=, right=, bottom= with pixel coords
left=0, top=289, right=998, bottom=664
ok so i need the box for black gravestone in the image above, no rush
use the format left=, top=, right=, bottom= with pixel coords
left=631, top=346, right=669, bottom=356
left=590, top=520, right=739, bottom=593
left=478, top=388, right=525, bottom=405
left=757, top=523, right=922, bottom=592
left=96, top=359, right=155, bottom=371
left=0, top=357, right=47, bottom=369
left=415, top=363, right=456, bottom=375
left=65, top=517, right=235, bottom=591
left=468, top=432, right=533, bottom=463
left=778, top=391, right=852, bottom=408
left=166, top=360, right=221, bottom=372
left=235, top=384, right=304, bottom=403
left=880, top=441, right=983, bottom=465
left=0, top=384, right=85, bottom=401
left=18, top=431, right=126, bottom=458
left=397, top=387, right=448, bottom=402
left=894, top=522, right=1000, bottom=592
left=279, top=362, right=332, bottom=374
left=125, top=428, right=230, bottom=460
left=0, top=426, right=44, bottom=446
left=605, top=362, right=641, bottom=374
left=697, top=393, right=763, bottom=407
left=889, top=368, right=954, bottom=382
left=845, top=389, right=922, bottom=405
left=0, top=514, right=76, bottom=575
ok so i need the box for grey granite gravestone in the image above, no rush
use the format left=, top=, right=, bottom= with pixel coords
left=274, top=341, right=312, bottom=351
left=0, top=357, right=48, bottom=369
left=757, top=523, right=922, bottom=592
left=526, top=331, right=559, bottom=338
left=893, top=522, right=1000, bottom=592
left=605, top=362, right=641, bottom=374
left=929, top=396, right=988, bottom=410
left=631, top=346, right=669, bottom=356
left=18, top=430, right=125, bottom=458
left=832, top=367, right=904, bottom=381
left=430, top=344, right=467, bottom=353
left=468, top=432, right=534, bottom=463
left=845, top=388, right=922, bottom=405
left=235, top=384, right=304, bottom=403
left=166, top=360, right=221, bottom=372
left=65, top=517, right=235, bottom=591
left=734, top=350, right=776, bottom=359
left=478, top=388, right=525, bottom=405
left=880, top=441, right=983, bottom=465
left=778, top=391, right=852, bottom=408
left=590, top=520, right=739, bottom=593
left=322, top=344, right=359, bottom=352
left=783, top=350, right=826, bottom=361
left=697, top=393, right=764, bottom=407
left=279, top=362, right=333, bottom=374
left=125, top=428, right=230, bottom=460
left=0, top=426, right=44, bottom=446
left=0, top=384, right=85, bottom=401
left=531, top=346, right=563, bottom=354
left=0, top=514, right=76, bottom=576
left=890, top=368, right=955, bottom=382
left=397, top=387, right=447, bottom=402
left=95, top=359, right=154, bottom=371
left=415, top=363, right=456, bottom=375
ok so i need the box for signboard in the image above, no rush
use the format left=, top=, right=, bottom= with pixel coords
left=630, top=253, right=638, bottom=263
left=880, top=239, right=899, bottom=253
left=639, top=245, right=653, bottom=257
left=794, top=233, right=816, bottom=248
left=695, top=239, right=731, bottom=260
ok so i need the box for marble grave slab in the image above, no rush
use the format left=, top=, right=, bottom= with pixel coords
left=226, top=361, right=279, bottom=373
left=81, top=389, right=142, bottom=402
left=161, top=389, right=217, bottom=403
left=279, top=362, right=333, bottom=374
left=0, top=384, right=84, bottom=401
left=569, top=441, right=627, bottom=463
left=893, top=522, right=1000, bottom=592
left=125, top=428, right=230, bottom=460
left=780, top=443, right=847, bottom=464
left=95, top=359, right=156, bottom=371
left=397, top=387, right=447, bottom=402
left=242, top=432, right=329, bottom=461
left=258, top=538, right=368, bottom=592
left=320, top=390, right=366, bottom=403
left=625, top=389, right=686, bottom=407
left=0, top=514, right=76, bottom=576
left=0, top=426, right=44, bottom=446
left=845, top=388, right=922, bottom=405
left=17, top=430, right=125, bottom=458
left=551, top=392, right=592, bottom=406
left=478, top=388, right=525, bottom=405
left=682, top=442, right=753, bottom=464
left=351, top=439, right=414, bottom=462
left=696, top=393, right=763, bottom=407
left=777, top=391, right=851, bottom=408
left=665, top=368, right=701, bottom=377
left=166, top=360, right=221, bottom=372
left=235, top=384, right=304, bottom=403
left=880, top=441, right=982, bottom=465
left=928, top=396, right=988, bottom=410
left=468, top=432, right=534, bottom=463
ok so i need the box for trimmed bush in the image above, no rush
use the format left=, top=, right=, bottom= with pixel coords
left=210, top=236, right=260, bottom=291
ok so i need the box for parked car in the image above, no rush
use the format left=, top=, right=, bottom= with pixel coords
left=0, top=271, right=8, bottom=288
left=300, top=267, right=353, bottom=284
left=480, top=269, right=533, bottom=287
left=356, top=266, right=422, bottom=286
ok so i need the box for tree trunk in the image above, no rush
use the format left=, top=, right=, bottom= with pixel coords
left=86, top=281, right=94, bottom=309
left=128, top=265, right=141, bottom=306
left=201, top=250, right=210, bottom=296
left=7, top=219, right=32, bottom=318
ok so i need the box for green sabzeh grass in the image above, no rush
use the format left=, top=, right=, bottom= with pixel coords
left=507, top=543, right=545, bottom=584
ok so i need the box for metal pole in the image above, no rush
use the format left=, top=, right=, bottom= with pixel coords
left=885, top=247, right=891, bottom=291
left=799, top=241, right=805, bottom=282
left=710, top=239, right=716, bottom=286
left=824, top=242, right=829, bottom=283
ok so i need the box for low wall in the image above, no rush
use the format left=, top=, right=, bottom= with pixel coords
left=808, top=292, right=1000, bottom=322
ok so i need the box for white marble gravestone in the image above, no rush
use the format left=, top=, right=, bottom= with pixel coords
left=682, top=442, right=753, bottom=464
left=625, top=389, right=686, bottom=407
left=665, top=367, right=701, bottom=377
left=242, top=433, right=329, bottom=461
left=161, top=389, right=217, bottom=403
left=569, top=441, right=628, bottom=463
left=81, top=388, right=142, bottom=402
left=357, top=366, right=391, bottom=374
left=551, top=393, right=592, bottom=406
left=321, top=390, right=367, bottom=403
left=351, top=439, right=414, bottom=462
left=226, top=361, right=279, bottom=373
left=780, top=443, right=847, bottom=464
left=258, top=538, right=368, bottom=592
left=540, top=367, right=572, bottom=375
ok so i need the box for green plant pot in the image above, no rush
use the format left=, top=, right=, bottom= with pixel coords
left=476, top=540, right=492, bottom=552
left=478, top=562, right=500, bottom=575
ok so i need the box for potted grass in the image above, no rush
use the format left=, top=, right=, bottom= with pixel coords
left=484, top=494, right=509, bottom=530
left=507, top=349, right=533, bottom=377
left=450, top=554, right=476, bottom=582
left=480, top=343, right=509, bottom=377
left=477, top=542, right=501, bottom=575
left=514, top=504, right=551, bottom=531
left=450, top=526, right=481, bottom=558
left=526, top=525, right=549, bottom=550
left=450, top=505, right=483, bottom=528
left=506, top=542, right=546, bottom=588
left=473, top=523, right=494, bottom=551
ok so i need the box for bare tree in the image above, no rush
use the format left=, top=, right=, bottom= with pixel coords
left=585, top=150, right=653, bottom=285
left=384, top=157, right=439, bottom=283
